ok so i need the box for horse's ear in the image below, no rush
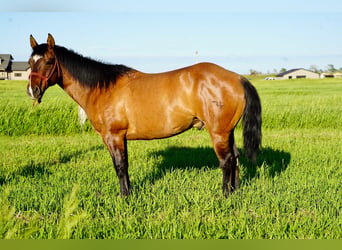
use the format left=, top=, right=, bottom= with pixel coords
left=30, top=35, right=38, bottom=49
left=47, top=33, right=55, bottom=49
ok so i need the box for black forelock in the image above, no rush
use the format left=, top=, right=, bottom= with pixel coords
left=31, top=44, right=48, bottom=57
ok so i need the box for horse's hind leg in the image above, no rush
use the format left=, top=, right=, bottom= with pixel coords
left=232, top=134, right=240, bottom=190
left=210, top=130, right=239, bottom=197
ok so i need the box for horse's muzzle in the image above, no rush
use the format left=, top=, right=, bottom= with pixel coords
left=27, top=84, right=42, bottom=103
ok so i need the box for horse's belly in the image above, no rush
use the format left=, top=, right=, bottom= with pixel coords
left=126, top=113, right=194, bottom=140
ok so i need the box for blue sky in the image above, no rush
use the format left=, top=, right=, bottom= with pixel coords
left=1, top=0, right=342, bottom=74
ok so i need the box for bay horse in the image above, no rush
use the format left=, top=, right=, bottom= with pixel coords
left=27, top=34, right=261, bottom=197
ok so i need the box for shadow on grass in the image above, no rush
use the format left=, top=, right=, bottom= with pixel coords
left=2, top=142, right=291, bottom=196
left=241, top=147, right=291, bottom=182
left=137, top=146, right=291, bottom=189
left=0, top=145, right=105, bottom=186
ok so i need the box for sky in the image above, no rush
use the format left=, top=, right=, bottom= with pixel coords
left=1, top=0, right=342, bottom=74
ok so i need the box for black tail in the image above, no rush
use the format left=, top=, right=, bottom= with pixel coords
left=241, top=78, right=262, bottom=162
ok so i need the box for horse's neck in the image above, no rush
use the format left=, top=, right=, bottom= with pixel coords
left=59, top=73, right=92, bottom=112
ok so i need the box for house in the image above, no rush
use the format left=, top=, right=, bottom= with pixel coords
left=0, top=54, right=13, bottom=80
left=276, top=68, right=320, bottom=80
left=320, top=72, right=342, bottom=78
left=9, top=61, right=31, bottom=80
left=0, top=54, right=30, bottom=80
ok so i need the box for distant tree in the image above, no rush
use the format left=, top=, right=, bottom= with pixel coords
left=280, top=68, right=287, bottom=73
left=327, top=64, right=337, bottom=72
left=309, top=65, right=319, bottom=73
left=249, top=69, right=257, bottom=76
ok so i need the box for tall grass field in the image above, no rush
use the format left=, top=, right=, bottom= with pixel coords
left=0, top=78, right=341, bottom=239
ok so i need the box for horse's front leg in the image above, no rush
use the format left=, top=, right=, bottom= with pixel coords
left=103, top=131, right=130, bottom=196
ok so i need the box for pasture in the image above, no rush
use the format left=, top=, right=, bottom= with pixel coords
left=0, top=78, right=341, bottom=239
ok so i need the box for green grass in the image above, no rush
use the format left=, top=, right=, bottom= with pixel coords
left=257, top=79, right=342, bottom=129
left=0, top=81, right=92, bottom=136
left=0, top=79, right=341, bottom=239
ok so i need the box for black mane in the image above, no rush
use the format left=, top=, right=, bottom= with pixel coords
left=32, top=44, right=134, bottom=89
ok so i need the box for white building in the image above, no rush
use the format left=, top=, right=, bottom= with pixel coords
left=276, top=68, right=320, bottom=80
left=320, top=72, right=342, bottom=78
left=0, top=54, right=30, bottom=80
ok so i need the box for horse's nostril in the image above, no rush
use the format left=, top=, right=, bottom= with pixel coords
left=33, top=86, right=40, bottom=96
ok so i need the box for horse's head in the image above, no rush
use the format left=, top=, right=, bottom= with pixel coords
left=27, top=34, right=60, bottom=103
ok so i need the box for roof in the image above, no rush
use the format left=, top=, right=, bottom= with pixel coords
left=11, top=61, right=30, bottom=71
left=0, top=54, right=30, bottom=72
left=0, top=54, right=13, bottom=71
left=276, top=68, right=317, bottom=77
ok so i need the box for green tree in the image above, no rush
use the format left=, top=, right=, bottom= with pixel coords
left=327, top=64, right=337, bottom=72
left=249, top=69, right=257, bottom=76
left=309, top=65, right=319, bottom=73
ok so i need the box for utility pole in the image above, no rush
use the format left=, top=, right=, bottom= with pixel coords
left=195, top=51, right=199, bottom=64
